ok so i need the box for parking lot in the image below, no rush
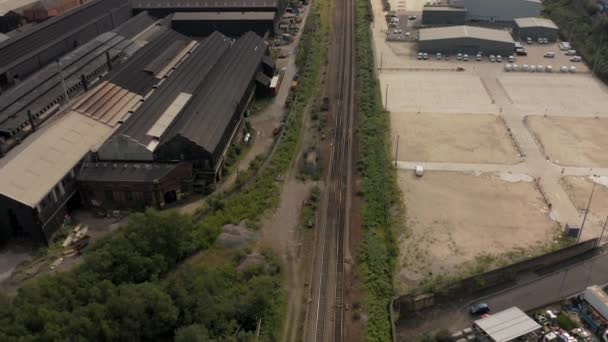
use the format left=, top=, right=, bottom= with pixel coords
left=372, top=0, right=608, bottom=295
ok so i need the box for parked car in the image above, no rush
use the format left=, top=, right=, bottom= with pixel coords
left=527, top=37, right=533, bottom=44
left=570, top=66, right=577, bottom=73
left=436, top=52, right=442, bottom=60
left=463, top=54, right=469, bottom=61
left=560, top=65, right=569, bottom=73
left=512, top=64, right=520, bottom=71
left=417, top=52, right=423, bottom=60
left=529, top=65, right=536, bottom=72
left=496, top=55, right=502, bottom=62
left=559, top=41, right=571, bottom=50
left=489, top=54, right=496, bottom=62
left=566, top=49, right=577, bottom=56
left=505, top=64, right=512, bottom=72
left=408, top=15, right=417, bottom=20
left=546, top=65, right=553, bottom=73
left=457, top=53, right=463, bottom=61
left=544, top=51, right=555, bottom=58
left=470, top=303, right=490, bottom=315
left=523, top=64, right=530, bottom=71
left=570, top=56, right=582, bottom=62
left=423, top=52, right=428, bottom=60
left=476, top=53, right=482, bottom=61
left=537, top=65, right=545, bottom=72
left=508, top=55, right=514, bottom=63
left=515, top=48, right=527, bottom=56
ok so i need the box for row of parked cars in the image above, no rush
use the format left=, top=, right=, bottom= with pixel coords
left=417, top=52, right=515, bottom=63
left=504, top=64, right=577, bottom=73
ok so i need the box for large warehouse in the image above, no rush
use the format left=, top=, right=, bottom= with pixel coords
left=0, top=18, right=196, bottom=245
left=449, top=0, right=541, bottom=22
left=419, top=25, right=515, bottom=55
left=513, top=17, right=559, bottom=42
left=422, top=5, right=466, bottom=26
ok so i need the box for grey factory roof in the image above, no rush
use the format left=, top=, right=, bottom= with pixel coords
left=0, top=111, right=113, bottom=207
left=514, top=17, right=558, bottom=29
left=419, top=25, right=514, bottom=44
left=78, top=162, right=182, bottom=183
left=474, top=307, right=541, bottom=342
left=422, top=5, right=466, bottom=12
left=162, top=31, right=267, bottom=156
left=132, top=0, right=278, bottom=9
left=172, top=11, right=276, bottom=21
left=0, top=0, right=37, bottom=15
left=0, top=12, right=163, bottom=137
left=114, top=31, right=231, bottom=148
left=0, top=0, right=128, bottom=76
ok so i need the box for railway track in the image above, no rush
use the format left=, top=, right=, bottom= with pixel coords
left=310, top=0, right=355, bottom=339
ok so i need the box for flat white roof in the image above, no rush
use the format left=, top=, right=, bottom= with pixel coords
left=419, top=25, right=515, bottom=44
left=0, top=0, right=37, bottom=15
left=474, top=307, right=541, bottom=342
left=514, top=17, right=558, bottom=29
left=0, top=111, right=113, bottom=207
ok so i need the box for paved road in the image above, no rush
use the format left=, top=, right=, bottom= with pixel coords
left=397, top=247, right=608, bottom=340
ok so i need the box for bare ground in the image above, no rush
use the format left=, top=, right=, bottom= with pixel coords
left=396, top=171, right=559, bottom=293
left=391, top=112, right=520, bottom=164
left=561, top=176, right=608, bottom=239
left=527, top=116, right=608, bottom=167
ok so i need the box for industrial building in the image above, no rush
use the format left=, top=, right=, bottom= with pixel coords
left=0, top=0, right=131, bottom=91
left=0, top=12, right=163, bottom=157
left=449, top=0, right=541, bottom=22
left=513, top=17, right=559, bottom=42
left=0, top=16, right=195, bottom=245
left=132, top=0, right=286, bottom=36
left=422, top=5, right=466, bottom=26
left=93, top=31, right=273, bottom=206
left=418, top=25, right=515, bottom=56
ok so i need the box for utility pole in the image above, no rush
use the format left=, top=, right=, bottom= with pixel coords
left=57, top=59, right=69, bottom=103
left=394, top=134, right=399, bottom=167
left=578, top=180, right=597, bottom=243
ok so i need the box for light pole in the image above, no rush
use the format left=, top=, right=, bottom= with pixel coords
left=578, top=180, right=597, bottom=243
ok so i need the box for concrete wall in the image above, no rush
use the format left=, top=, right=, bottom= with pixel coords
left=394, top=238, right=600, bottom=316
left=419, top=37, right=515, bottom=55
left=514, top=26, right=559, bottom=41
left=450, top=0, right=541, bottom=22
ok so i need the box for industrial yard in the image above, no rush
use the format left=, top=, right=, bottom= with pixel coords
left=373, top=0, right=608, bottom=296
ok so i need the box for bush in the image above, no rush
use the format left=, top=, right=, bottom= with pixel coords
left=556, top=313, right=579, bottom=330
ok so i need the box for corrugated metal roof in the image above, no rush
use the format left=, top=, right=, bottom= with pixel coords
left=474, top=307, right=541, bottom=342
left=78, top=161, right=182, bottom=183
left=0, top=0, right=37, bottom=15
left=161, top=31, right=267, bottom=156
left=0, top=0, right=129, bottom=76
left=514, top=17, right=558, bottom=29
left=132, top=0, right=278, bottom=9
left=172, top=11, right=276, bottom=21
left=419, top=25, right=514, bottom=44
left=0, top=111, right=114, bottom=207
left=112, top=31, right=231, bottom=149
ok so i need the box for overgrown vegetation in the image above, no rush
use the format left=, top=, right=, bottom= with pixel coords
left=544, top=0, right=608, bottom=82
left=556, top=313, right=579, bottom=330
left=355, top=0, right=399, bottom=340
left=0, top=0, right=327, bottom=338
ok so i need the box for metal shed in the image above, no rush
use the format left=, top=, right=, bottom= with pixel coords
left=514, top=17, right=559, bottom=42
left=418, top=25, right=515, bottom=55
left=422, top=6, right=466, bottom=26
left=473, top=307, right=541, bottom=342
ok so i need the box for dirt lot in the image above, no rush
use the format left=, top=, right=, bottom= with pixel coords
left=561, top=176, right=608, bottom=240
left=396, top=171, right=558, bottom=292
left=527, top=116, right=608, bottom=167
left=391, top=112, right=519, bottom=164
left=380, top=72, right=496, bottom=114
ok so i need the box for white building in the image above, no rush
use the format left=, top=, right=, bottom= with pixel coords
left=449, top=0, right=541, bottom=22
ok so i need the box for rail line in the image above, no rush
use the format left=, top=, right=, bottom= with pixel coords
left=311, top=0, right=355, bottom=339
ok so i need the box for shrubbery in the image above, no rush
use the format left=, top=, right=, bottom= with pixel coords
left=355, top=0, right=399, bottom=340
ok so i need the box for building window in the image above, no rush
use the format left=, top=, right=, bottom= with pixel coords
left=58, top=182, right=65, bottom=196
left=51, top=189, right=58, bottom=203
